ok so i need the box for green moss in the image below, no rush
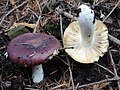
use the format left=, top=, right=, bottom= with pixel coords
left=44, top=23, right=54, bottom=30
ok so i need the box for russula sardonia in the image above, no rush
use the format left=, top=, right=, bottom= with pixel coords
left=7, top=33, right=61, bottom=83
left=63, top=4, right=108, bottom=63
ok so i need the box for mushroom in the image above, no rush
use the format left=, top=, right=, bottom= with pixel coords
left=7, top=33, right=61, bottom=83
left=63, top=4, right=109, bottom=63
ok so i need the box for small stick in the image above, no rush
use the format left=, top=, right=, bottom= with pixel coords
left=27, top=8, right=38, bottom=18
left=68, top=77, right=120, bottom=90
left=0, top=46, right=6, bottom=50
left=60, top=15, right=64, bottom=41
left=59, top=13, right=75, bottom=90
left=50, top=84, right=68, bottom=90
left=56, top=56, right=69, bottom=66
left=108, top=34, right=120, bottom=46
left=10, top=0, right=20, bottom=20
left=33, top=16, right=41, bottom=33
left=66, top=55, right=75, bottom=90
left=33, top=0, right=48, bottom=33
left=92, top=0, right=104, bottom=7
left=35, top=0, right=42, bottom=13
left=92, top=0, right=97, bottom=7
left=56, top=8, right=77, bottom=21
left=0, top=0, right=30, bottom=25
left=109, top=50, right=120, bottom=90
left=105, top=75, right=114, bottom=90
left=33, top=0, right=42, bottom=33
left=95, top=63, right=115, bottom=76
left=103, top=0, right=120, bottom=22
left=58, top=46, right=74, bottom=51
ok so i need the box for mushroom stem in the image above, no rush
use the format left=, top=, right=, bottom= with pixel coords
left=77, top=4, right=95, bottom=47
left=32, top=64, right=43, bottom=83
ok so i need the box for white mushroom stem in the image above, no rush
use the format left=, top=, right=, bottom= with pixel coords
left=77, top=4, right=95, bottom=47
left=32, top=64, right=43, bottom=83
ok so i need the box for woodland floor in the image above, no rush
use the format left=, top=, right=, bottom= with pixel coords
left=0, top=0, right=120, bottom=90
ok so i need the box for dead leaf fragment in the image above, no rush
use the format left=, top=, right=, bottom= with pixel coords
left=10, top=22, right=36, bottom=29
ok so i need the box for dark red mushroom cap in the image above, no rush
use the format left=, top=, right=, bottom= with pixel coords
left=7, top=33, right=61, bottom=67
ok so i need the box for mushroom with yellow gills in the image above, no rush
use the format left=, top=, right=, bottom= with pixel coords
left=63, top=4, right=109, bottom=63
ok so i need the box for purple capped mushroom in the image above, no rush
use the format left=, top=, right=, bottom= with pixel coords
left=7, top=33, right=61, bottom=83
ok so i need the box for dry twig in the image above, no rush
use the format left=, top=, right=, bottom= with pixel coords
left=50, top=83, right=67, bottom=90
left=0, top=0, right=30, bottom=25
left=33, top=15, right=41, bottom=33
left=92, top=0, right=105, bottom=7
left=60, top=15, right=64, bottom=41
left=59, top=13, right=75, bottom=90
left=103, top=0, right=120, bottom=22
left=56, top=8, right=77, bottom=21
left=33, top=0, right=49, bottom=33
left=95, top=63, right=115, bottom=76
left=108, top=34, right=120, bottom=46
left=68, top=77, right=120, bottom=90
left=33, top=0, right=42, bottom=33
left=109, top=51, right=120, bottom=90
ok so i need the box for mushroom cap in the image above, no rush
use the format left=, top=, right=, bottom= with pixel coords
left=63, top=19, right=108, bottom=63
left=7, top=33, right=61, bottom=66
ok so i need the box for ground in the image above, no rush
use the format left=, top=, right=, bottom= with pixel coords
left=0, top=0, right=120, bottom=90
